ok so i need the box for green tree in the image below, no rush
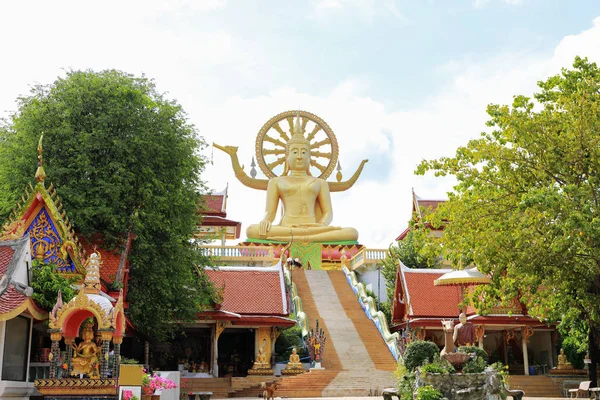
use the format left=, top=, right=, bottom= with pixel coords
left=0, top=69, right=214, bottom=340
left=381, top=228, right=439, bottom=304
left=416, top=57, right=600, bottom=383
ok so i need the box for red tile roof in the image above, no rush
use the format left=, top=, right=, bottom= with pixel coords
left=0, top=285, right=27, bottom=314
left=205, top=268, right=286, bottom=316
left=401, top=267, right=465, bottom=318
left=201, top=194, right=226, bottom=218
left=0, top=246, right=15, bottom=276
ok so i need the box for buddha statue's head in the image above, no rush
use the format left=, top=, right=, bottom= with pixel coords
left=283, top=114, right=311, bottom=175
left=81, top=320, right=95, bottom=341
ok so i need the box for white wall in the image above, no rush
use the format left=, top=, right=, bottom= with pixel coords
left=356, top=268, right=388, bottom=302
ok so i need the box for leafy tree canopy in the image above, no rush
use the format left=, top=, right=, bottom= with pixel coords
left=381, top=227, right=440, bottom=303
left=416, top=57, right=600, bottom=355
left=0, top=69, right=214, bottom=340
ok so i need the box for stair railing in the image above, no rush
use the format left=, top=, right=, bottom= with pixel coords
left=341, top=263, right=402, bottom=361
left=281, top=251, right=310, bottom=338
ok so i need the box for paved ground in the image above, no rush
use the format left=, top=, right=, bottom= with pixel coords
left=215, top=397, right=566, bottom=399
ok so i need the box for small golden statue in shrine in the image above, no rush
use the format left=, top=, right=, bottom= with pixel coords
left=557, top=348, right=573, bottom=370
left=248, top=340, right=273, bottom=375
left=282, top=348, right=305, bottom=375
left=70, top=321, right=100, bottom=378
left=214, top=110, right=368, bottom=243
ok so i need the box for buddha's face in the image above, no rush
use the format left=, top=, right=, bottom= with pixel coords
left=286, top=143, right=310, bottom=172
left=459, top=313, right=467, bottom=324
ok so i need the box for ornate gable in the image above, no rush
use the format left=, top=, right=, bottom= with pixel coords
left=0, top=137, right=86, bottom=277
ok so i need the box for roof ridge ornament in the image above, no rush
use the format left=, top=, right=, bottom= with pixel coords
left=35, top=134, right=46, bottom=183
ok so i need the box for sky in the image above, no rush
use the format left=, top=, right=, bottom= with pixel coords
left=1, top=0, right=600, bottom=248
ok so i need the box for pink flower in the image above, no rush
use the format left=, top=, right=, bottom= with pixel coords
left=122, top=390, right=133, bottom=400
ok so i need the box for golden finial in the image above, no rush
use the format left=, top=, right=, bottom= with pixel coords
left=287, top=112, right=309, bottom=148
left=35, top=134, right=46, bottom=183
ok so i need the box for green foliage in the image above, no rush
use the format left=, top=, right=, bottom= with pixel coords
left=274, top=325, right=307, bottom=362
left=0, top=69, right=214, bottom=340
left=457, top=345, right=488, bottom=362
left=404, top=340, right=439, bottom=371
left=415, top=385, right=444, bottom=400
left=561, top=335, right=586, bottom=369
left=381, top=229, right=440, bottom=303
left=379, top=301, right=392, bottom=326
left=416, top=57, right=600, bottom=345
left=30, top=261, right=77, bottom=309
left=394, top=363, right=416, bottom=400
left=421, top=361, right=455, bottom=374
left=462, top=356, right=487, bottom=374
left=489, top=362, right=511, bottom=388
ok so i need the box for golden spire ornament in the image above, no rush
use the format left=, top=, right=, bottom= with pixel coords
left=35, top=134, right=46, bottom=183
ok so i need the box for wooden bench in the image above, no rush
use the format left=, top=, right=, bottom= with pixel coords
left=382, top=387, right=400, bottom=400
left=569, top=381, right=591, bottom=398
left=188, top=391, right=213, bottom=400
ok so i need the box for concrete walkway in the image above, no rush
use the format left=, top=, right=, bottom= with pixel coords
left=217, top=397, right=564, bottom=400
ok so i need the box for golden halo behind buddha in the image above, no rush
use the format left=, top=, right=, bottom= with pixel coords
left=255, top=110, right=339, bottom=179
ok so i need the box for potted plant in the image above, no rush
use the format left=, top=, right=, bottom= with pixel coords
left=141, top=369, right=177, bottom=400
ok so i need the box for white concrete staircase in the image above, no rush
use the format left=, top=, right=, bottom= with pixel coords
left=304, top=270, right=396, bottom=396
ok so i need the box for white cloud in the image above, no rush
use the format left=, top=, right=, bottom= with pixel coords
left=200, top=17, right=600, bottom=248
left=0, top=1, right=598, bottom=249
left=473, top=0, right=523, bottom=9
left=312, top=0, right=404, bottom=22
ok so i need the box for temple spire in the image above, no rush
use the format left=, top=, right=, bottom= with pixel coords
left=35, top=134, right=46, bottom=183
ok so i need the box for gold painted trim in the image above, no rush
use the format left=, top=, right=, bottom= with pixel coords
left=0, top=298, right=48, bottom=322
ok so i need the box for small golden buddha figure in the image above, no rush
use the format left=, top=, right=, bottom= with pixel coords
left=557, top=348, right=573, bottom=370
left=70, top=321, right=100, bottom=378
left=246, top=116, right=358, bottom=243
left=251, top=348, right=269, bottom=369
left=282, top=348, right=305, bottom=375
left=248, top=341, right=274, bottom=375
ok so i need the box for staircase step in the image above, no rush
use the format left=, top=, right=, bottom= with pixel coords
left=328, top=270, right=397, bottom=371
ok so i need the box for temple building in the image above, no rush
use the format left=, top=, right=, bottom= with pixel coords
left=195, top=186, right=242, bottom=245
left=390, top=191, right=558, bottom=376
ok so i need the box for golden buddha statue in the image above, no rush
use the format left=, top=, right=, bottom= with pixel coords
left=70, top=321, right=100, bottom=378
left=557, top=348, right=573, bottom=370
left=248, top=340, right=273, bottom=375
left=246, top=115, right=359, bottom=243
left=282, top=347, right=305, bottom=375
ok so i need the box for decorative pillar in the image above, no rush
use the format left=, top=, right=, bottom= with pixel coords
left=64, top=337, right=75, bottom=377
left=100, top=331, right=113, bottom=379
left=522, top=328, right=529, bottom=376
left=49, top=331, right=62, bottom=379
left=503, top=331, right=509, bottom=366
left=271, top=327, right=282, bottom=365
left=113, top=336, right=123, bottom=379
left=213, top=321, right=229, bottom=378
left=475, top=325, right=485, bottom=350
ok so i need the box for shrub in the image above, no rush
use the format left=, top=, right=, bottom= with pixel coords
left=462, top=356, right=487, bottom=373
left=421, top=360, right=455, bottom=374
left=457, top=345, right=488, bottom=362
left=404, top=341, right=439, bottom=371
left=394, top=363, right=416, bottom=400
left=415, top=385, right=444, bottom=400
left=490, top=362, right=510, bottom=388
